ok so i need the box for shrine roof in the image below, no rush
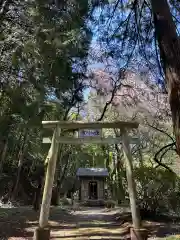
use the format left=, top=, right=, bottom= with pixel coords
left=76, top=168, right=109, bottom=177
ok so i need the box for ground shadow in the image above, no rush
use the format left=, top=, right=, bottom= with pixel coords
left=0, top=207, right=72, bottom=239
left=0, top=206, right=180, bottom=239
left=115, top=211, right=180, bottom=239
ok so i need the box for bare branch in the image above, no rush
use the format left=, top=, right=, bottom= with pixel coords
left=154, top=142, right=176, bottom=172
left=97, top=84, right=117, bottom=121
left=146, top=121, right=175, bottom=143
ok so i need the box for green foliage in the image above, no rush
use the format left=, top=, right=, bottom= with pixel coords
left=0, top=0, right=92, bottom=203
left=135, top=167, right=180, bottom=215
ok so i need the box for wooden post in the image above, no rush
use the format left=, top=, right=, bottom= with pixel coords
left=34, top=127, right=60, bottom=240
left=121, top=128, right=141, bottom=229
left=40, top=126, right=60, bottom=227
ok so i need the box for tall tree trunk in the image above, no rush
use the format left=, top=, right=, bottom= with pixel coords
left=53, top=109, right=70, bottom=185
left=33, top=178, right=43, bottom=212
left=52, top=144, right=64, bottom=204
left=0, top=139, right=8, bottom=173
left=11, top=131, right=28, bottom=200
left=116, top=160, right=126, bottom=204
left=150, top=0, right=180, bottom=155
left=52, top=155, right=70, bottom=205
left=115, top=144, right=126, bottom=203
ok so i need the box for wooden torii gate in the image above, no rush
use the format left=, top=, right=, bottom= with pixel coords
left=33, top=121, right=147, bottom=240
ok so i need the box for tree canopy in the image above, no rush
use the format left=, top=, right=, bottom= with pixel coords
left=1, top=0, right=180, bottom=224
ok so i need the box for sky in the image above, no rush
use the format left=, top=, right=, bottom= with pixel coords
left=84, top=88, right=90, bottom=101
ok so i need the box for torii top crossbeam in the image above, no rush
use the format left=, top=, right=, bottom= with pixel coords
left=42, top=120, right=139, bottom=129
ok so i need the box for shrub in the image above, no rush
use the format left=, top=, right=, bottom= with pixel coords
left=134, top=167, right=180, bottom=216
left=105, top=199, right=116, bottom=208
left=59, top=197, right=71, bottom=206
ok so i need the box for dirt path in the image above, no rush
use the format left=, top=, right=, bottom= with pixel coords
left=49, top=207, right=130, bottom=239
left=0, top=206, right=130, bottom=240
left=0, top=206, right=180, bottom=239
